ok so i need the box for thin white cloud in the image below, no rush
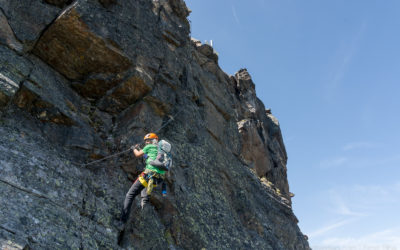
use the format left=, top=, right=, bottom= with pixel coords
left=310, top=183, right=400, bottom=244
left=319, top=157, right=348, bottom=169
left=309, top=219, right=356, bottom=238
left=329, top=192, right=369, bottom=217
left=231, top=5, right=240, bottom=25
left=351, top=182, right=400, bottom=205
left=318, top=153, right=400, bottom=170
left=324, top=21, right=367, bottom=100
left=318, top=227, right=400, bottom=248
left=342, top=141, right=379, bottom=151
left=327, top=183, right=400, bottom=216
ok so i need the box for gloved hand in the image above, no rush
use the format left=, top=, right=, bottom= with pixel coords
left=130, top=144, right=140, bottom=150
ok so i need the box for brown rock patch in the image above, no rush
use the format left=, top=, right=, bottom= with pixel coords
left=33, top=8, right=131, bottom=80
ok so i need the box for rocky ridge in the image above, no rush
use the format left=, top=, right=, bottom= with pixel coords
left=0, top=0, right=309, bottom=249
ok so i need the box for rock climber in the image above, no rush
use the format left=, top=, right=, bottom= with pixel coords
left=120, top=132, right=166, bottom=223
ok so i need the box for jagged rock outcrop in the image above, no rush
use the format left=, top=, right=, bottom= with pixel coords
left=0, top=0, right=309, bottom=249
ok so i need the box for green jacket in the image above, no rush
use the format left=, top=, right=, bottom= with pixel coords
left=143, top=144, right=165, bottom=175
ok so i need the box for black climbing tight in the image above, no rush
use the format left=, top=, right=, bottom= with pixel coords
left=121, top=180, right=149, bottom=222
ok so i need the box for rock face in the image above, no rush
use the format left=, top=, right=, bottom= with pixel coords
left=0, top=0, right=309, bottom=249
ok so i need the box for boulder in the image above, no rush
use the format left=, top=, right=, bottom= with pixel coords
left=33, top=7, right=131, bottom=80
left=238, top=119, right=272, bottom=177
left=97, top=67, right=154, bottom=114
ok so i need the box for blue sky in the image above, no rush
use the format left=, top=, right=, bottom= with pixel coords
left=185, top=0, right=400, bottom=248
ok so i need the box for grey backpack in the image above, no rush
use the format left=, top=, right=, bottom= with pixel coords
left=149, top=140, right=172, bottom=171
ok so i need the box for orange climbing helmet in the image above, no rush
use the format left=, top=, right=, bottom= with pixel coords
left=144, top=133, right=158, bottom=141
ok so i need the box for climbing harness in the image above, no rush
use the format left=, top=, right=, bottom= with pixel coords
left=138, top=169, right=164, bottom=195
left=81, top=106, right=184, bottom=167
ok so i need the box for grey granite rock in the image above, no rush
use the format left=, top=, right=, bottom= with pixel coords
left=0, top=0, right=61, bottom=50
left=0, top=46, right=32, bottom=111
left=0, top=0, right=309, bottom=249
